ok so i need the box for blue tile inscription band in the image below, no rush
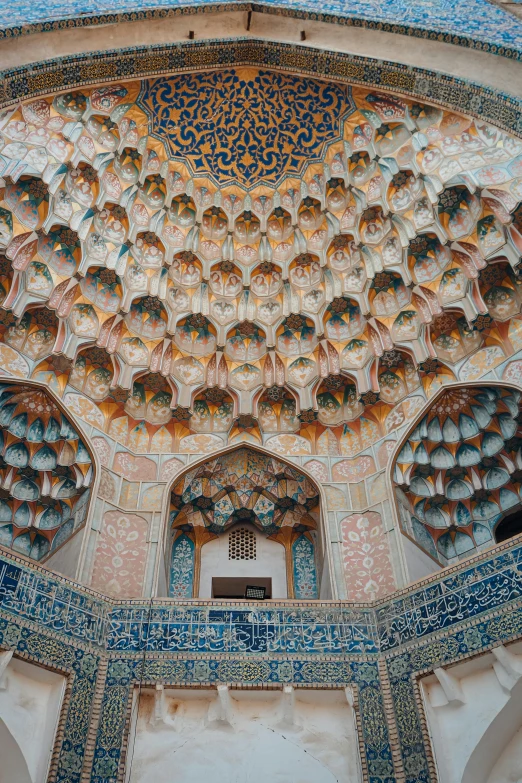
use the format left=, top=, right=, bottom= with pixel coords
left=108, top=604, right=378, bottom=653
left=3, top=538, right=522, bottom=782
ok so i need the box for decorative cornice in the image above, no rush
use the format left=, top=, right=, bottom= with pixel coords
left=1, top=38, right=521, bottom=136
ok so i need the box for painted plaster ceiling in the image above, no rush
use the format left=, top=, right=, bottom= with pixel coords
left=1, top=71, right=522, bottom=459
left=0, top=382, right=93, bottom=559
left=394, top=385, right=522, bottom=563
left=168, top=446, right=320, bottom=599
left=170, top=446, right=319, bottom=534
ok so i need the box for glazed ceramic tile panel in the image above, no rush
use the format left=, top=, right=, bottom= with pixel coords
left=292, top=534, right=318, bottom=598
left=259, top=0, right=522, bottom=51
left=169, top=533, right=194, bottom=598
left=4, top=537, right=522, bottom=783
left=3, top=538, right=522, bottom=653
left=108, top=604, right=377, bottom=653
left=1, top=0, right=521, bottom=59
left=0, top=556, right=107, bottom=645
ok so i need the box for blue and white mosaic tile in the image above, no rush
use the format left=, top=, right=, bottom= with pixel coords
left=3, top=540, right=522, bottom=783
left=108, top=604, right=379, bottom=653
left=0, top=556, right=108, bottom=647
left=1, top=0, right=521, bottom=58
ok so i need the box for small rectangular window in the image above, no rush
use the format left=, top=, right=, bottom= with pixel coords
left=212, top=577, right=272, bottom=599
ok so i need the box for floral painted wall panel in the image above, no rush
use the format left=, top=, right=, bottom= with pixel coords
left=332, top=456, right=376, bottom=482
left=98, top=470, right=117, bottom=503
left=91, top=511, right=148, bottom=597
left=292, top=535, right=318, bottom=599
left=169, top=534, right=195, bottom=598
left=303, top=460, right=328, bottom=483
left=340, top=512, right=396, bottom=600
left=159, top=457, right=185, bottom=482
left=91, top=436, right=111, bottom=467
left=113, top=453, right=157, bottom=482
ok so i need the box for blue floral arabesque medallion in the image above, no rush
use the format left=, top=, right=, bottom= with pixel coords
left=138, top=68, right=356, bottom=188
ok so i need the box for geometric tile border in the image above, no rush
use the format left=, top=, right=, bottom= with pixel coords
left=1, top=39, right=521, bottom=136
left=1, top=1, right=521, bottom=62
left=3, top=535, right=522, bottom=781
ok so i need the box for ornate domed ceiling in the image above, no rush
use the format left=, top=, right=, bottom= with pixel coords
left=0, top=382, right=93, bottom=559
left=394, top=385, right=522, bottom=564
left=0, top=70, right=522, bottom=460
left=139, top=69, right=355, bottom=188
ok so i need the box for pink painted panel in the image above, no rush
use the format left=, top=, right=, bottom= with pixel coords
left=303, top=459, right=328, bottom=483
left=159, top=457, right=185, bottom=482
left=340, top=511, right=396, bottom=600
left=377, top=440, right=397, bottom=469
left=503, top=359, right=522, bottom=384
left=332, top=455, right=376, bottom=482
left=91, top=511, right=148, bottom=598
left=113, top=452, right=157, bottom=481
left=91, top=437, right=111, bottom=467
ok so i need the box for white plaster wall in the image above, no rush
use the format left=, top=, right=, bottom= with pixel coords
left=320, top=551, right=333, bottom=600
left=420, top=645, right=522, bottom=783
left=488, top=725, right=522, bottom=782
left=198, top=524, right=287, bottom=598
left=45, top=529, right=84, bottom=581
left=0, top=656, right=66, bottom=783
left=127, top=687, right=361, bottom=783
left=402, top=536, right=440, bottom=583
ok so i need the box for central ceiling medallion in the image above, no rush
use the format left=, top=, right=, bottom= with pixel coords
left=138, top=67, right=355, bottom=188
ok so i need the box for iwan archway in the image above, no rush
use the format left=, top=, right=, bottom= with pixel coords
left=163, top=445, right=327, bottom=600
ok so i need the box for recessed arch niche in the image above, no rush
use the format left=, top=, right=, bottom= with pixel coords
left=0, top=379, right=95, bottom=562
left=163, top=445, right=326, bottom=599
left=392, top=383, right=522, bottom=567
left=494, top=508, right=522, bottom=544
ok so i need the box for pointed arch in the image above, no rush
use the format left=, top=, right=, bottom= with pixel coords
left=159, top=442, right=333, bottom=599
left=388, top=380, right=522, bottom=571
left=0, top=377, right=99, bottom=569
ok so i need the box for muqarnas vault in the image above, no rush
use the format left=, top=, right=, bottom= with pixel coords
left=0, top=10, right=522, bottom=782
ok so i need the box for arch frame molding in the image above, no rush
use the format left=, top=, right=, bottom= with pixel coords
left=158, top=440, right=334, bottom=600
left=0, top=375, right=101, bottom=575
left=0, top=37, right=520, bottom=138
